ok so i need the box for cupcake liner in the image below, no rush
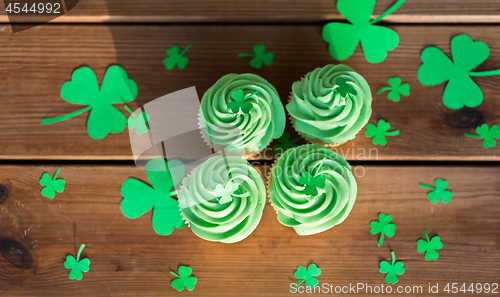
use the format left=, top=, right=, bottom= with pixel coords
left=197, top=111, right=260, bottom=159
left=176, top=173, right=191, bottom=228
left=266, top=158, right=280, bottom=215
left=287, top=92, right=348, bottom=148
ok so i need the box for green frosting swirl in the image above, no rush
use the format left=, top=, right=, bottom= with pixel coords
left=286, top=64, right=372, bottom=144
left=178, top=156, right=266, bottom=243
left=200, top=73, right=286, bottom=154
left=269, top=144, right=357, bottom=235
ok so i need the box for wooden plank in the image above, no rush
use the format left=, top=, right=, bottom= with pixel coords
left=1, top=0, right=500, bottom=23
left=0, top=164, right=498, bottom=296
left=1, top=24, right=500, bottom=161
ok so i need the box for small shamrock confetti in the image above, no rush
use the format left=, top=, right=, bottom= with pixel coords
left=227, top=90, right=258, bottom=114
left=417, top=229, right=443, bottom=261
left=294, top=263, right=322, bottom=289
left=335, top=77, right=357, bottom=98
left=238, top=44, right=274, bottom=69
left=370, top=213, right=396, bottom=247
left=171, top=266, right=197, bottom=292
left=163, top=44, right=191, bottom=70
left=213, top=181, right=250, bottom=204
left=273, top=132, right=300, bottom=155
left=120, top=158, right=186, bottom=235
left=64, top=244, right=90, bottom=280
left=39, top=169, right=65, bottom=199
left=322, top=0, right=405, bottom=63
left=377, top=77, right=410, bottom=102
left=419, top=179, right=453, bottom=204
left=365, top=119, right=399, bottom=146
left=41, top=66, right=138, bottom=139
left=379, top=251, right=405, bottom=284
left=299, top=161, right=326, bottom=198
left=125, top=106, right=150, bottom=135
left=465, top=124, right=500, bottom=149
left=418, top=34, right=500, bottom=110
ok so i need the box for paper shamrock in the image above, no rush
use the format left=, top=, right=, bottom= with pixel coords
left=125, top=106, right=150, bottom=135
left=378, top=77, right=410, bottom=102
left=365, top=119, right=399, bottom=146
left=300, top=171, right=326, bottom=197
left=238, top=45, right=274, bottom=69
left=294, top=263, right=322, bottom=289
left=163, top=44, right=191, bottom=70
left=213, top=181, right=250, bottom=204
left=370, top=213, right=396, bottom=247
left=227, top=90, right=258, bottom=114
left=41, top=66, right=138, bottom=139
left=417, top=229, right=443, bottom=261
left=465, top=124, right=500, bottom=149
left=418, top=34, right=500, bottom=110
left=419, top=179, right=453, bottom=204
left=335, top=77, right=357, bottom=98
left=322, top=0, right=405, bottom=63
left=64, top=244, right=90, bottom=280
left=273, top=132, right=300, bottom=155
left=379, top=251, right=405, bottom=284
left=171, top=266, right=197, bottom=292
left=39, top=169, right=65, bottom=199
left=120, top=158, right=186, bottom=235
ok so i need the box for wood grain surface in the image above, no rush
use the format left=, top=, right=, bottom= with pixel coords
left=1, top=0, right=500, bottom=23
left=0, top=24, right=499, bottom=160
left=0, top=165, right=498, bottom=296
left=1, top=1, right=499, bottom=296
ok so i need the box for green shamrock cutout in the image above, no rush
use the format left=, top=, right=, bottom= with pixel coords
left=417, top=229, right=443, bottom=261
left=64, top=244, right=90, bottom=280
left=299, top=171, right=326, bottom=197
left=41, top=66, right=138, bottom=139
left=120, top=158, right=186, bottom=236
left=335, top=77, right=357, bottom=98
left=322, top=0, right=405, bottom=63
left=212, top=181, right=250, bottom=204
left=299, top=159, right=327, bottom=197
left=370, top=212, right=396, bottom=247
left=39, top=169, right=65, bottom=199
left=378, top=77, right=410, bottom=102
left=294, top=263, right=322, bottom=289
left=238, top=44, right=274, bottom=69
left=419, top=179, right=453, bottom=204
left=365, top=119, right=399, bottom=146
left=273, top=132, right=300, bottom=156
left=227, top=90, right=258, bottom=114
left=125, top=106, right=150, bottom=135
left=163, top=44, right=191, bottom=70
left=379, top=251, right=405, bottom=284
left=171, top=266, right=197, bottom=292
left=418, top=34, right=500, bottom=110
left=465, top=124, right=500, bottom=149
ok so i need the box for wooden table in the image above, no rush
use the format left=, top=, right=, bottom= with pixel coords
left=0, top=1, right=499, bottom=296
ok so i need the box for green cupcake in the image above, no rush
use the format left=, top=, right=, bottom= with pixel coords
left=199, top=73, right=286, bottom=156
left=268, top=144, right=357, bottom=235
left=287, top=64, right=372, bottom=146
left=178, top=156, right=266, bottom=243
